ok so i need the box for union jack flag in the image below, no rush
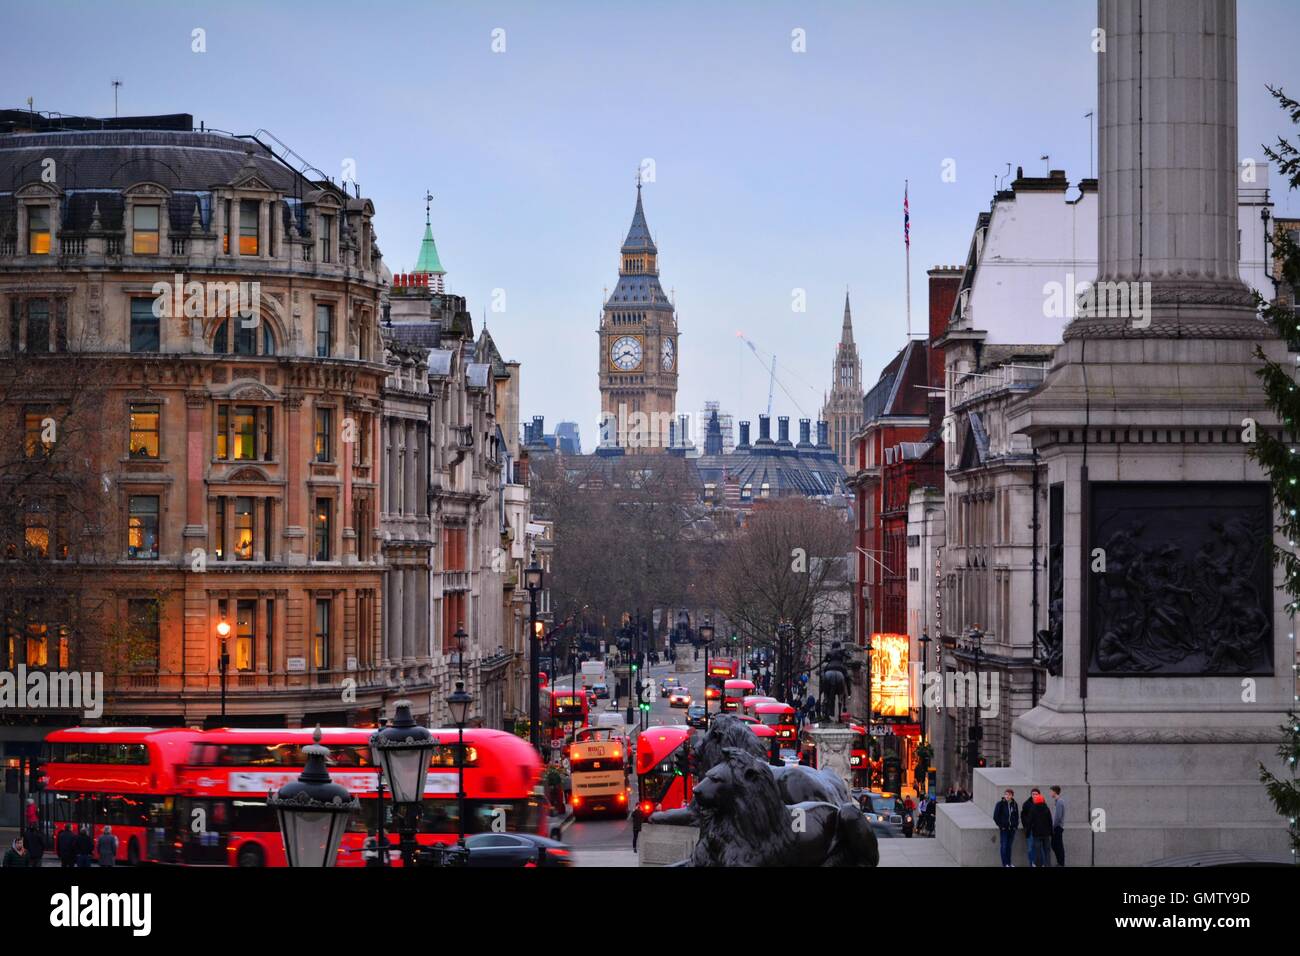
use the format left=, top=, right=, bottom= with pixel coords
left=904, top=183, right=910, bottom=250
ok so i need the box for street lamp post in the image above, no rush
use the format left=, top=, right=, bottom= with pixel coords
left=446, top=680, right=473, bottom=850
left=698, top=619, right=714, bottom=727
left=524, top=560, right=544, bottom=751
left=777, top=621, right=793, bottom=704
left=369, top=700, right=436, bottom=868
left=268, top=726, right=359, bottom=867
left=215, top=620, right=231, bottom=720
left=970, top=626, right=984, bottom=785
left=815, top=625, right=825, bottom=721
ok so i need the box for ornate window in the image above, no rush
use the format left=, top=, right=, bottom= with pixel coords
left=129, top=403, right=161, bottom=458
left=239, top=200, right=259, bottom=255
left=313, top=598, right=331, bottom=669
left=132, top=205, right=160, bottom=254
left=28, top=205, right=51, bottom=255
left=128, top=495, right=160, bottom=560
left=213, top=318, right=276, bottom=355
left=214, top=403, right=273, bottom=461
left=130, top=298, right=160, bottom=352
left=314, top=407, right=333, bottom=462
left=313, top=498, right=332, bottom=561
left=315, top=304, right=333, bottom=357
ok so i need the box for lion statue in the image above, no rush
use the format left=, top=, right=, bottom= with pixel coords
left=692, top=713, right=769, bottom=771
left=691, top=713, right=852, bottom=807
left=652, top=747, right=878, bottom=867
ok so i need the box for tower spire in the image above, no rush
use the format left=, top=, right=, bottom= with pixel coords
left=841, top=288, right=854, bottom=346
left=414, top=190, right=446, bottom=292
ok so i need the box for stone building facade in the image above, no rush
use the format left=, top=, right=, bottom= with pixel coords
left=0, top=113, right=390, bottom=739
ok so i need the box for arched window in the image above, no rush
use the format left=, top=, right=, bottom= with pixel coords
left=214, top=318, right=276, bottom=356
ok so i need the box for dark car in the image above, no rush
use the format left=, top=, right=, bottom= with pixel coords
left=686, top=703, right=708, bottom=728
left=464, top=833, right=573, bottom=867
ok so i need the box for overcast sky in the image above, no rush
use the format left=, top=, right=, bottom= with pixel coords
left=7, top=0, right=1298, bottom=447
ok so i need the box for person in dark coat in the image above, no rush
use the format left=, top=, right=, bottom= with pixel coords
left=74, top=825, right=94, bottom=868
left=97, top=825, right=119, bottom=866
left=55, top=824, right=76, bottom=868
left=992, top=789, right=1019, bottom=866
left=1022, top=788, right=1052, bottom=866
left=631, top=803, right=644, bottom=851
left=23, top=825, right=45, bottom=867
left=2, top=838, right=25, bottom=868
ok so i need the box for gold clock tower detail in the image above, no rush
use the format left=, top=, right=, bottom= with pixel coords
left=598, top=182, right=678, bottom=454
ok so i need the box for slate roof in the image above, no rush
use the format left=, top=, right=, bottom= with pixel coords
left=862, top=340, right=929, bottom=423
left=0, top=129, right=300, bottom=193
left=0, top=126, right=346, bottom=240
left=385, top=323, right=444, bottom=350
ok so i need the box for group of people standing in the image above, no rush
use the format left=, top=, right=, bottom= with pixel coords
left=2, top=799, right=119, bottom=868
left=992, top=786, right=1067, bottom=867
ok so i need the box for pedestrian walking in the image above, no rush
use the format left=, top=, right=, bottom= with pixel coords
left=993, top=788, right=1019, bottom=867
left=97, top=825, right=119, bottom=866
left=631, top=803, right=644, bottom=851
left=24, top=797, right=38, bottom=829
left=74, top=825, right=94, bottom=868
left=3, top=838, right=25, bottom=868
left=1049, top=785, right=1067, bottom=866
left=56, top=823, right=76, bottom=868
left=23, top=823, right=45, bottom=868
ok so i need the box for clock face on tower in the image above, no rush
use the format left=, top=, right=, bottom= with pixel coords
left=661, top=338, right=675, bottom=371
left=610, top=335, right=643, bottom=371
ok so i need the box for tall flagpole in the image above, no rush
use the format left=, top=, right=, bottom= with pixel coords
left=904, top=180, right=912, bottom=338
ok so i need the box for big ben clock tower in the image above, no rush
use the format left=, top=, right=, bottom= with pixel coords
left=597, top=181, right=678, bottom=454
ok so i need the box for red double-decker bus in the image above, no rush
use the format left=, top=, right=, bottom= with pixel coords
left=635, top=726, right=693, bottom=815
left=43, top=727, right=201, bottom=865
left=173, top=727, right=545, bottom=866
left=849, top=723, right=870, bottom=788
left=705, top=657, right=738, bottom=702
left=755, top=702, right=798, bottom=751
left=722, top=678, right=755, bottom=713
left=549, top=689, right=589, bottom=743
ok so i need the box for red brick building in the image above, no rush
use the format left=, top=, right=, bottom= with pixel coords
left=850, top=268, right=961, bottom=648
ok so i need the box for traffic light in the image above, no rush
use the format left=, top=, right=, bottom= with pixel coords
left=965, top=741, right=980, bottom=766
left=29, top=757, right=47, bottom=793
left=968, top=724, right=983, bottom=741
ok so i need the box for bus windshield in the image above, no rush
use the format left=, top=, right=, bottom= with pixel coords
left=571, top=756, right=623, bottom=774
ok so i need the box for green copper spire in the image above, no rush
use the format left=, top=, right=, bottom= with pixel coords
left=415, top=222, right=445, bottom=275
left=415, top=189, right=445, bottom=276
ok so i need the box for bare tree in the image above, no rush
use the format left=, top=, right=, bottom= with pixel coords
left=0, top=340, right=151, bottom=683
left=706, top=498, right=852, bottom=699
left=529, top=454, right=712, bottom=640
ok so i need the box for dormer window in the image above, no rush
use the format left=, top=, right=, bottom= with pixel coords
left=239, top=200, right=259, bottom=255
left=28, top=205, right=51, bottom=255
left=132, top=205, right=160, bottom=254
left=319, top=214, right=333, bottom=263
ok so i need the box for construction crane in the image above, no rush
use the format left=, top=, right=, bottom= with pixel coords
left=735, top=331, right=815, bottom=418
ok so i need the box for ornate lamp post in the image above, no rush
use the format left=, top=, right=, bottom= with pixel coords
left=698, top=619, right=715, bottom=727
left=776, top=621, right=794, bottom=703
left=215, top=619, right=231, bottom=719
left=446, top=680, right=473, bottom=853
left=268, top=727, right=359, bottom=867
left=524, top=560, right=544, bottom=750
left=369, top=700, right=435, bottom=867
